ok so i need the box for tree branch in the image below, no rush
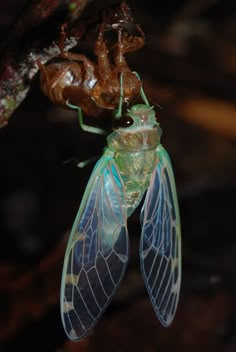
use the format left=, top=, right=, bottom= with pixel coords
left=0, top=0, right=93, bottom=127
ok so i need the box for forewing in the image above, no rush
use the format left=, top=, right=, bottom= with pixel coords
left=61, top=157, right=128, bottom=341
left=140, top=145, right=181, bottom=326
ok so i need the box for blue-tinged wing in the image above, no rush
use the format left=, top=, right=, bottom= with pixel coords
left=61, top=154, right=129, bottom=341
left=140, top=145, right=181, bottom=326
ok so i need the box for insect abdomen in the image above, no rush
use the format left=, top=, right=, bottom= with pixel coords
left=114, top=149, right=157, bottom=217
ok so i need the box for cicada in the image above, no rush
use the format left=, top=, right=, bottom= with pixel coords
left=60, top=75, right=181, bottom=341
left=38, top=6, right=145, bottom=117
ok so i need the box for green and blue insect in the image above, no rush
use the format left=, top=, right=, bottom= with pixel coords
left=60, top=75, right=181, bottom=341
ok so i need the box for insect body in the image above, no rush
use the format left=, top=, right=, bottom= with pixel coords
left=60, top=78, right=181, bottom=341
left=39, top=5, right=145, bottom=117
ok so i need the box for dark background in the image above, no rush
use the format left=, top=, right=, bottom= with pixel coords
left=0, top=0, right=235, bottom=351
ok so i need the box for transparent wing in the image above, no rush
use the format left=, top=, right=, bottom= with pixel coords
left=61, top=156, right=129, bottom=341
left=140, top=145, right=181, bottom=326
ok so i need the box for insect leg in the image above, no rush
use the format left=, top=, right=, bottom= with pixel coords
left=58, top=25, right=97, bottom=87
left=66, top=102, right=107, bottom=135
left=132, top=71, right=150, bottom=107
left=77, top=156, right=99, bottom=168
left=63, top=156, right=99, bottom=168
left=95, top=23, right=113, bottom=81
left=114, top=73, right=124, bottom=119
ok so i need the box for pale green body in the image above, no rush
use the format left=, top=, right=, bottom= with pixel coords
left=61, top=89, right=181, bottom=341
left=106, top=105, right=162, bottom=217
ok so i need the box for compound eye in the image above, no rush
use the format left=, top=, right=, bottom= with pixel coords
left=113, top=116, right=134, bottom=129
